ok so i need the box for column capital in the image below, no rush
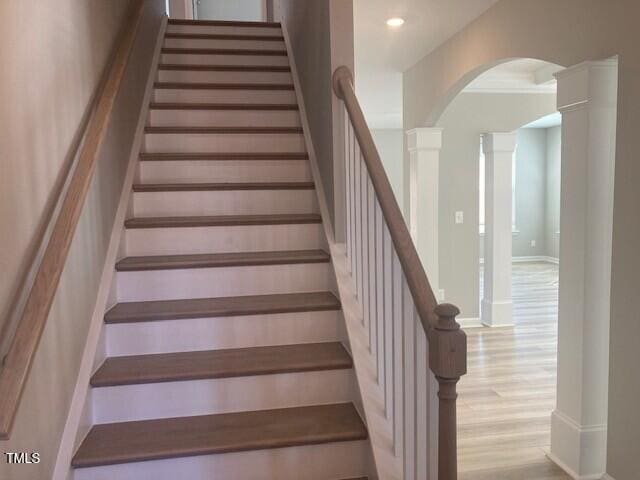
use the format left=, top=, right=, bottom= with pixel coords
left=555, top=58, right=618, bottom=112
left=406, top=127, right=443, bottom=152
left=482, top=132, right=517, bottom=154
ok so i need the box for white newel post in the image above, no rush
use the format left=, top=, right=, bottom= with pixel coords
left=406, top=128, right=442, bottom=298
left=481, top=132, right=516, bottom=327
left=550, top=59, right=617, bottom=479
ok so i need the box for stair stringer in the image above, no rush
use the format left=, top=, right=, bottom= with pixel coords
left=281, top=20, right=400, bottom=480
left=51, top=15, right=169, bottom=480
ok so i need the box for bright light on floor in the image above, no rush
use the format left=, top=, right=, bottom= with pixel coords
left=386, top=17, right=405, bottom=27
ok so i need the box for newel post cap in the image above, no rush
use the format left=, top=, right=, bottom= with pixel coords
left=333, top=66, right=354, bottom=99
left=429, top=303, right=467, bottom=379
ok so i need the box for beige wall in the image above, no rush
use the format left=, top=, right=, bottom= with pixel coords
left=0, top=1, right=165, bottom=478
left=436, top=92, right=556, bottom=317
left=404, top=1, right=640, bottom=478
left=274, top=0, right=354, bottom=240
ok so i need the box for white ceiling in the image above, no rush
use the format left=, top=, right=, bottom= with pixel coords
left=463, top=58, right=562, bottom=94
left=354, top=0, right=499, bottom=129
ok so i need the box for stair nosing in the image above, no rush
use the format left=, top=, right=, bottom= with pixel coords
left=161, top=47, right=287, bottom=56
left=165, top=33, right=285, bottom=41
left=139, top=152, right=308, bottom=161
left=104, top=291, right=341, bottom=324
left=158, top=64, right=291, bottom=72
left=167, top=19, right=281, bottom=28
left=144, top=126, right=303, bottom=135
left=132, top=182, right=314, bottom=192
left=124, top=214, right=322, bottom=229
left=72, top=403, right=367, bottom=468
left=154, top=81, right=294, bottom=90
left=149, top=102, right=299, bottom=111
left=115, top=249, right=330, bottom=272
left=90, top=342, right=352, bottom=387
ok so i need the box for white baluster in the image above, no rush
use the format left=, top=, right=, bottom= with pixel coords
left=392, top=252, right=404, bottom=458
left=354, top=143, right=362, bottom=299
left=383, top=224, right=394, bottom=420
left=403, top=286, right=417, bottom=480
left=367, top=177, right=376, bottom=351
left=416, top=313, right=428, bottom=479
left=345, top=109, right=352, bottom=265
left=375, top=200, right=384, bottom=385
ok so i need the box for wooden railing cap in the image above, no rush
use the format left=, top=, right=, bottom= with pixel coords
left=332, top=65, right=353, bottom=100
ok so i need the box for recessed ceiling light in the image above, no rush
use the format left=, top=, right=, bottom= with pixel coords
left=386, top=17, right=405, bottom=27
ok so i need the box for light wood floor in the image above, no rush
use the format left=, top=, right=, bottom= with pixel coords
left=458, top=262, right=571, bottom=479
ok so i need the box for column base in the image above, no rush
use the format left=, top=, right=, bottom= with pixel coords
left=480, top=299, right=513, bottom=327
left=549, top=409, right=607, bottom=480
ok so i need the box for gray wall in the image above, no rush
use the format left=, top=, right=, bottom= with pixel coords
left=0, top=2, right=166, bottom=477
left=196, top=0, right=264, bottom=21
left=371, top=129, right=404, bottom=202
left=436, top=92, right=556, bottom=318
left=545, top=126, right=561, bottom=258
left=403, top=1, right=640, bottom=476
left=274, top=0, right=354, bottom=239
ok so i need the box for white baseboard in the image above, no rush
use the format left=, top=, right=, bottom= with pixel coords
left=601, top=475, right=616, bottom=480
left=458, top=317, right=482, bottom=328
left=480, top=255, right=559, bottom=265
left=51, top=16, right=168, bottom=480
left=549, top=409, right=607, bottom=480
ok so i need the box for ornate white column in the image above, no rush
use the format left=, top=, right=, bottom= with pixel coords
left=550, top=59, right=617, bottom=479
left=406, top=128, right=442, bottom=296
left=481, top=132, right=516, bottom=327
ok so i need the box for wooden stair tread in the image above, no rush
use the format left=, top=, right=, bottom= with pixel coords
left=154, top=81, right=293, bottom=90
left=125, top=213, right=322, bottom=229
left=104, top=291, right=341, bottom=324
left=132, top=182, right=314, bottom=192
left=158, top=64, right=291, bottom=72
left=149, top=102, right=299, bottom=111
left=161, top=47, right=287, bottom=56
left=115, top=249, right=329, bottom=272
left=139, top=152, right=308, bottom=161
left=91, top=342, right=351, bottom=387
left=72, top=403, right=366, bottom=468
left=168, top=19, right=281, bottom=28
left=144, top=126, right=302, bottom=134
left=165, top=33, right=284, bottom=41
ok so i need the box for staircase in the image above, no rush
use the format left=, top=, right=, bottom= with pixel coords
left=71, top=19, right=369, bottom=480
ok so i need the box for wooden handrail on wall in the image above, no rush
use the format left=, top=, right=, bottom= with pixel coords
left=333, top=66, right=467, bottom=480
left=0, top=0, right=146, bottom=440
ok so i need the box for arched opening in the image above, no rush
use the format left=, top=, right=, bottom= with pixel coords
left=409, top=56, right=618, bottom=478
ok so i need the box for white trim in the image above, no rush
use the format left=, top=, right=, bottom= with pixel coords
left=546, top=451, right=606, bottom=480
left=458, top=317, right=482, bottom=328
left=51, top=16, right=168, bottom=480
left=601, top=475, right=616, bottom=480
left=480, top=256, right=559, bottom=265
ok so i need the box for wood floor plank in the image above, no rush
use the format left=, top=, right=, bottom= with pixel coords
left=139, top=152, right=308, bottom=161
left=115, top=249, right=330, bottom=272
left=72, top=403, right=367, bottom=468
left=149, top=102, right=299, bottom=111
left=91, top=342, right=352, bottom=387
left=104, top=291, right=341, bottom=324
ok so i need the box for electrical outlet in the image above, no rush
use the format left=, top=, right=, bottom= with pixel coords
left=531, top=240, right=536, bottom=247
left=455, top=211, right=464, bottom=224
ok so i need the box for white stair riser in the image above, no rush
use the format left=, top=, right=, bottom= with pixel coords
left=143, top=132, right=305, bottom=154
left=92, top=370, right=353, bottom=424
left=116, top=263, right=332, bottom=302
left=157, top=69, right=292, bottom=84
left=106, top=311, right=342, bottom=357
left=164, top=38, right=286, bottom=51
left=125, top=224, right=325, bottom=256
left=153, top=88, right=296, bottom=104
left=166, top=25, right=283, bottom=36
left=161, top=53, right=289, bottom=67
left=139, top=160, right=311, bottom=184
left=148, top=109, right=301, bottom=127
left=74, top=440, right=369, bottom=480
left=132, top=190, right=318, bottom=217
